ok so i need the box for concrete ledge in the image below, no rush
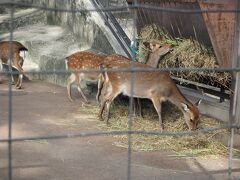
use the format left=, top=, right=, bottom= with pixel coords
left=179, top=85, right=230, bottom=122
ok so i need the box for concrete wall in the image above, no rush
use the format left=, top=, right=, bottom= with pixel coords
left=0, top=0, right=131, bottom=87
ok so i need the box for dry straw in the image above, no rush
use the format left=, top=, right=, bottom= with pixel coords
left=138, top=24, right=232, bottom=89
left=94, top=102, right=240, bottom=157
left=78, top=24, right=236, bottom=157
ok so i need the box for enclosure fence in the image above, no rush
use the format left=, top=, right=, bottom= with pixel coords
left=0, top=0, right=240, bottom=180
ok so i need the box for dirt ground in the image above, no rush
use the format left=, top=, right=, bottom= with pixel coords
left=0, top=80, right=239, bottom=180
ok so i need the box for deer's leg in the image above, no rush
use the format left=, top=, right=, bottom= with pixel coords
left=11, top=73, right=16, bottom=85
left=98, top=93, right=111, bottom=121
left=98, top=99, right=106, bottom=121
left=12, top=55, right=24, bottom=89
left=135, top=98, right=143, bottom=118
left=105, top=98, right=114, bottom=125
left=132, top=98, right=143, bottom=118
left=67, top=73, right=76, bottom=102
left=98, top=80, right=109, bottom=121
left=15, top=74, right=23, bottom=89
left=104, top=90, right=121, bottom=124
left=16, top=56, right=28, bottom=89
left=0, top=61, right=2, bottom=83
left=77, top=75, right=89, bottom=104
left=98, top=85, right=119, bottom=124
left=0, top=60, right=2, bottom=71
left=96, top=74, right=104, bottom=104
left=132, top=98, right=137, bottom=117
left=137, top=98, right=143, bottom=118
left=151, top=97, right=164, bottom=131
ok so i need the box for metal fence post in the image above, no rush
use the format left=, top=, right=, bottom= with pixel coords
left=230, top=1, right=240, bottom=126
left=229, top=2, right=240, bottom=179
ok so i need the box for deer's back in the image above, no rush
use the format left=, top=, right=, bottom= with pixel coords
left=106, top=65, right=177, bottom=99
left=0, top=41, right=28, bottom=64
left=66, top=51, right=107, bottom=70
left=66, top=52, right=135, bottom=71
left=0, top=41, right=27, bottom=53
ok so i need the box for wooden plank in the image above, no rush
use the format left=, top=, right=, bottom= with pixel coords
left=199, top=0, right=237, bottom=67
left=178, top=85, right=230, bottom=122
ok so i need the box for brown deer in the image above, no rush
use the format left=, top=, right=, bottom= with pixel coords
left=65, top=51, right=107, bottom=102
left=144, top=42, right=172, bottom=68
left=0, top=41, right=28, bottom=89
left=66, top=50, right=144, bottom=119
left=66, top=44, right=171, bottom=108
left=96, top=43, right=172, bottom=114
left=66, top=51, right=136, bottom=100
left=97, top=55, right=200, bottom=131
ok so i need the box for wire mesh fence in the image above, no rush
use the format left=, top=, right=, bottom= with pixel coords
left=0, top=0, right=240, bottom=180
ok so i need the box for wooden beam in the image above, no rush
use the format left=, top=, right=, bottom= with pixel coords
left=199, top=0, right=237, bottom=68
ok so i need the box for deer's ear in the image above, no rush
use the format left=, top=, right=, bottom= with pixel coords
left=143, top=42, right=150, bottom=49
left=181, top=103, right=189, bottom=112
left=150, top=43, right=154, bottom=51
left=195, top=99, right=202, bottom=106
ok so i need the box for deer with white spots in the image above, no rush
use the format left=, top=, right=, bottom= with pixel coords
left=66, top=43, right=172, bottom=110
left=65, top=51, right=136, bottom=103
left=65, top=51, right=107, bottom=103
left=0, top=41, right=28, bottom=89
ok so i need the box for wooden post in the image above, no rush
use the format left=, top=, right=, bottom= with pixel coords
left=230, top=1, right=240, bottom=126
left=199, top=0, right=237, bottom=67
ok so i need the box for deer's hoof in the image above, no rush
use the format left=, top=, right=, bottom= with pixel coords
left=68, top=98, right=74, bottom=102
left=159, top=125, right=164, bottom=132
left=85, top=101, right=90, bottom=104
left=16, top=85, right=22, bottom=89
left=98, top=115, right=104, bottom=121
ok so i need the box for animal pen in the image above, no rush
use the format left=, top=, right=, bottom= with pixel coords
left=0, top=0, right=240, bottom=179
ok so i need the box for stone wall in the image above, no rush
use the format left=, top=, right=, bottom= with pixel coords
left=0, top=0, right=132, bottom=87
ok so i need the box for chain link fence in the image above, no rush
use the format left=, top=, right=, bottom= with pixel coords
left=0, top=0, right=240, bottom=180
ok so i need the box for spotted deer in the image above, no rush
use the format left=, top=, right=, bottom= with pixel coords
left=97, top=43, right=172, bottom=114
left=65, top=51, right=107, bottom=102
left=0, top=41, right=28, bottom=89
left=65, top=51, right=140, bottom=101
left=98, top=55, right=200, bottom=131
left=66, top=50, right=144, bottom=119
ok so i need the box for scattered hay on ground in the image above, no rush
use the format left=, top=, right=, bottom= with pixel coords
left=80, top=102, right=240, bottom=158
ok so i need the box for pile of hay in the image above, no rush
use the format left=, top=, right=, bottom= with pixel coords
left=138, top=24, right=178, bottom=63
left=139, top=24, right=178, bottom=46
left=138, top=24, right=232, bottom=88
left=80, top=102, right=240, bottom=157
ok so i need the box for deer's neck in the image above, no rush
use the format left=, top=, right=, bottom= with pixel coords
left=146, top=52, right=161, bottom=68
left=168, top=86, right=194, bottom=112
left=147, top=48, right=170, bottom=68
